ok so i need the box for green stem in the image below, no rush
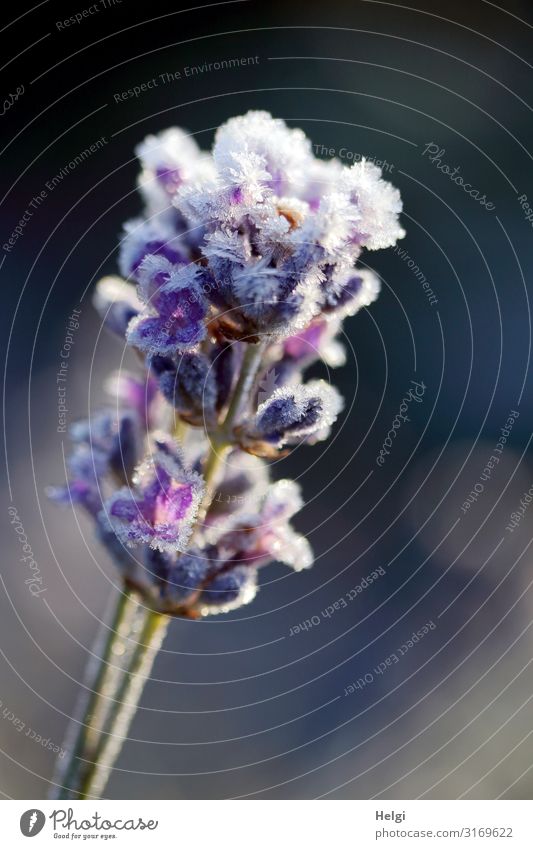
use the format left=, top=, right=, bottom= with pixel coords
left=173, top=417, right=188, bottom=443
left=197, top=339, right=267, bottom=524
left=77, top=610, right=169, bottom=800
left=50, top=587, right=139, bottom=799
left=223, top=340, right=266, bottom=433
left=50, top=340, right=267, bottom=800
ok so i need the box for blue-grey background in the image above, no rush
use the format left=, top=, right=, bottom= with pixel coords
left=1, top=0, right=532, bottom=799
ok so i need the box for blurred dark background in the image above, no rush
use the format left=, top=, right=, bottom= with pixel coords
left=1, top=0, right=533, bottom=799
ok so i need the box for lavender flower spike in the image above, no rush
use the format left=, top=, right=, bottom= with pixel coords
left=47, top=111, right=404, bottom=800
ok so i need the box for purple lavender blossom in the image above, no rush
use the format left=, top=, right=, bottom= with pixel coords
left=47, top=409, right=142, bottom=515
left=106, top=445, right=204, bottom=553
left=212, top=479, right=313, bottom=573
left=119, top=218, right=189, bottom=280
left=46, top=112, right=406, bottom=804
left=320, top=268, right=381, bottom=317
left=126, top=256, right=208, bottom=355
left=104, top=369, right=164, bottom=434
left=158, top=352, right=218, bottom=426
left=238, top=380, right=343, bottom=456
left=172, top=111, right=403, bottom=341
left=49, top=110, right=404, bottom=618
left=147, top=545, right=257, bottom=616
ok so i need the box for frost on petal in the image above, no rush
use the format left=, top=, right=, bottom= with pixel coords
left=282, top=316, right=346, bottom=369
left=231, top=258, right=290, bottom=315
left=298, top=190, right=362, bottom=263
left=46, top=409, right=143, bottom=515
left=135, top=254, right=175, bottom=304
left=119, top=218, right=189, bottom=280
left=146, top=547, right=210, bottom=605
left=214, top=111, right=313, bottom=199
left=300, top=156, right=344, bottom=208
left=345, top=159, right=405, bottom=250
left=321, top=267, right=381, bottom=317
left=199, top=567, right=258, bottom=614
left=243, top=380, right=343, bottom=453
left=205, top=450, right=269, bottom=529
left=136, top=128, right=202, bottom=191
left=267, top=524, right=313, bottom=571
left=93, top=276, right=142, bottom=337
left=127, top=264, right=208, bottom=356
left=174, top=174, right=229, bottom=230
left=262, top=478, right=304, bottom=521
left=105, top=446, right=204, bottom=552
left=211, top=478, right=312, bottom=573
left=159, top=352, right=218, bottom=426
left=135, top=128, right=216, bottom=225
left=203, top=229, right=251, bottom=265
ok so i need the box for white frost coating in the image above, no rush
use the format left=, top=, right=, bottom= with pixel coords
left=136, top=128, right=214, bottom=217
left=203, top=229, right=251, bottom=264
left=106, top=446, right=204, bottom=554
left=256, top=379, right=344, bottom=444
left=199, top=573, right=258, bottom=616
left=136, top=128, right=202, bottom=173
left=135, top=254, right=174, bottom=303
left=118, top=217, right=186, bottom=278
left=270, top=524, right=314, bottom=571
left=213, top=110, right=314, bottom=198
left=263, top=478, right=305, bottom=520
left=93, top=275, right=142, bottom=317
left=331, top=267, right=382, bottom=317
left=344, top=159, right=405, bottom=250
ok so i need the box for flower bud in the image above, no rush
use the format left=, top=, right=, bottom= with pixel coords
left=239, top=380, right=343, bottom=456
left=159, top=352, right=217, bottom=426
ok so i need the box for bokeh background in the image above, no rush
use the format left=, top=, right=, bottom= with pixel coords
left=1, top=0, right=532, bottom=799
